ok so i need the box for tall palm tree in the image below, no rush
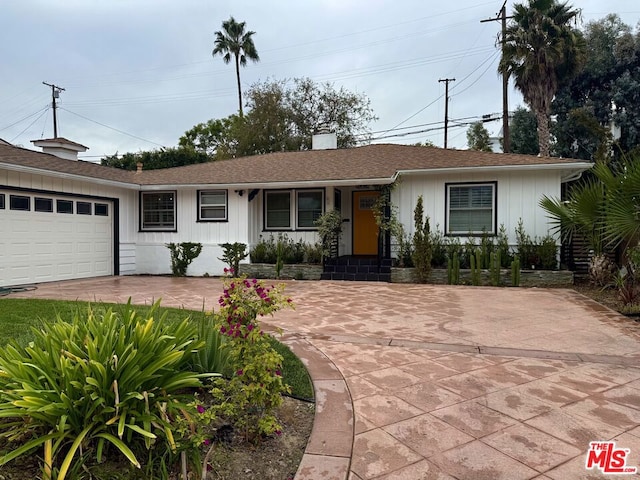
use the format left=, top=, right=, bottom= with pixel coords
left=212, top=17, right=259, bottom=117
left=499, top=0, right=585, bottom=156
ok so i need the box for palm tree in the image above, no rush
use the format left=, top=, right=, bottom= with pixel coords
left=212, top=17, right=259, bottom=117
left=499, top=0, right=585, bottom=157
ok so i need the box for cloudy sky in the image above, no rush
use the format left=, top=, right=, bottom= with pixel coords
left=1, top=1, right=638, bottom=161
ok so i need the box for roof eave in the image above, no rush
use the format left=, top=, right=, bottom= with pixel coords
left=396, top=162, right=593, bottom=178
left=139, top=177, right=396, bottom=190
left=0, top=162, right=139, bottom=190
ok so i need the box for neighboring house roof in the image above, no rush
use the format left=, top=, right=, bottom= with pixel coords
left=0, top=142, right=591, bottom=189
left=0, top=143, right=138, bottom=187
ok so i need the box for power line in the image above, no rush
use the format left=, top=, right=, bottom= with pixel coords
left=0, top=106, right=49, bottom=132
left=58, top=108, right=166, bottom=148
left=10, top=107, right=49, bottom=143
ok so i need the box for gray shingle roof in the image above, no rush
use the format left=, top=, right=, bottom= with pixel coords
left=0, top=143, right=591, bottom=188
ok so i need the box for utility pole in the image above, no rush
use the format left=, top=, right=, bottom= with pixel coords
left=42, top=82, right=65, bottom=138
left=481, top=1, right=512, bottom=152
left=438, top=78, right=455, bottom=149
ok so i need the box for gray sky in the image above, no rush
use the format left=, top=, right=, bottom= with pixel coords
left=1, top=1, right=638, bottom=161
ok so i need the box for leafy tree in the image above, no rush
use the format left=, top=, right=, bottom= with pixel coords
left=179, top=116, right=244, bottom=159
left=180, top=78, right=377, bottom=156
left=412, top=140, right=437, bottom=147
left=499, top=0, right=585, bottom=157
left=284, top=78, right=377, bottom=149
left=552, top=14, right=634, bottom=160
left=508, top=107, right=539, bottom=155
left=466, top=121, right=493, bottom=152
left=212, top=16, right=260, bottom=117
left=101, top=147, right=209, bottom=171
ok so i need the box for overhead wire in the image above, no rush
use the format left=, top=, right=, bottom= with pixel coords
left=0, top=106, right=49, bottom=132
left=10, top=107, right=49, bottom=143
left=59, top=108, right=166, bottom=148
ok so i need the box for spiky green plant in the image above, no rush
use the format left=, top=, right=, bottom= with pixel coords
left=0, top=302, right=214, bottom=479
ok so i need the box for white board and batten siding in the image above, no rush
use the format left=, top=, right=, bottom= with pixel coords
left=134, top=188, right=250, bottom=276
left=393, top=170, right=563, bottom=244
left=0, top=169, right=131, bottom=288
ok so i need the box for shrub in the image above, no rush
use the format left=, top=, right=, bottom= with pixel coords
left=219, top=242, right=248, bottom=276
left=0, top=302, right=214, bottom=478
left=411, top=196, right=432, bottom=283
left=315, top=210, right=343, bottom=260
left=496, top=224, right=512, bottom=268
left=515, top=219, right=538, bottom=268
left=211, top=277, right=294, bottom=441
left=537, top=235, right=558, bottom=270
left=303, top=242, right=323, bottom=264
left=166, top=242, right=203, bottom=276
left=249, top=235, right=313, bottom=265
left=429, top=226, right=448, bottom=268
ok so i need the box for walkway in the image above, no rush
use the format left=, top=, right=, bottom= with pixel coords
left=7, top=276, right=640, bottom=479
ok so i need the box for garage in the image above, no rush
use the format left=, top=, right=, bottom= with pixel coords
left=0, top=190, right=114, bottom=287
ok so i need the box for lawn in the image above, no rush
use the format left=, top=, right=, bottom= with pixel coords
left=0, top=298, right=313, bottom=399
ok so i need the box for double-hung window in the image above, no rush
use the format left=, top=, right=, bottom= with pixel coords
left=141, top=191, right=176, bottom=231
left=265, top=191, right=291, bottom=229
left=446, top=183, right=496, bottom=235
left=264, top=189, right=325, bottom=230
left=199, top=190, right=227, bottom=221
left=296, top=190, right=323, bottom=229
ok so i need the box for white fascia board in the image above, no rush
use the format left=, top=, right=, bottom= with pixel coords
left=139, top=177, right=395, bottom=191
left=396, top=162, right=592, bottom=177
left=0, top=162, right=140, bottom=190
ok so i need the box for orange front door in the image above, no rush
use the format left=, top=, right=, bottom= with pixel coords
left=353, top=191, right=380, bottom=255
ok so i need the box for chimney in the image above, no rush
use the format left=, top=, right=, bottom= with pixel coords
left=136, top=161, right=143, bottom=173
left=312, top=124, right=337, bottom=150
left=31, top=137, right=88, bottom=161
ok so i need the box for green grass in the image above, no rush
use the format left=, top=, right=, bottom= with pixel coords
left=0, top=298, right=313, bottom=399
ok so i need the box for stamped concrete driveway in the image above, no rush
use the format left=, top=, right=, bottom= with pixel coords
left=7, top=276, right=640, bottom=480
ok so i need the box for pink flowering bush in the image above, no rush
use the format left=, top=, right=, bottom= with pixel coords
left=210, top=275, right=294, bottom=441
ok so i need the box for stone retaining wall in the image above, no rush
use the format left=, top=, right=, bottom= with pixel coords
left=391, top=267, right=573, bottom=287
left=240, top=263, right=323, bottom=280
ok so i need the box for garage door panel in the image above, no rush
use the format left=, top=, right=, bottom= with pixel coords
left=0, top=193, right=113, bottom=287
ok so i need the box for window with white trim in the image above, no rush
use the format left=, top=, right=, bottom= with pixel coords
left=265, top=191, right=291, bottom=229
left=198, top=190, right=227, bottom=221
left=446, top=183, right=496, bottom=235
left=296, top=190, right=324, bottom=229
left=141, top=191, right=176, bottom=231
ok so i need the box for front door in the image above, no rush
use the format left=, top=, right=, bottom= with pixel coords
left=353, top=191, right=380, bottom=255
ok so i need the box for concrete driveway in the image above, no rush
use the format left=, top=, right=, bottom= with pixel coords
left=6, top=276, right=640, bottom=480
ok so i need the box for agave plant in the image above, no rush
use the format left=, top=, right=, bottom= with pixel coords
left=0, top=302, right=215, bottom=479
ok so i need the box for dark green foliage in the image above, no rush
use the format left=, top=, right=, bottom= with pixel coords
left=219, top=242, right=248, bottom=275
left=166, top=242, right=203, bottom=276
left=101, top=147, right=210, bottom=171
left=411, top=196, right=432, bottom=283
left=249, top=235, right=314, bottom=264
left=447, top=252, right=460, bottom=285
left=466, top=121, right=493, bottom=152
left=490, top=251, right=502, bottom=286
left=515, top=219, right=538, bottom=268
left=537, top=235, right=559, bottom=270
left=552, top=14, right=640, bottom=159
left=275, top=240, right=284, bottom=278
left=507, top=107, right=539, bottom=155
left=267, top=338, right=313, bottom=400
left=511, top=258, right=522, bottom=286
left=429, top=228, right=448, bottom=268
left=0, top=302, right=211, bottom=478
left=470, top=250, right=481, bottom=286
left=315, top=210, right=343, bottom=260
left=496, top=224, right=513, bottom=268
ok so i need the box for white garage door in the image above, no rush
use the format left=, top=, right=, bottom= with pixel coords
left=0, top=191, right=113, bottom=287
